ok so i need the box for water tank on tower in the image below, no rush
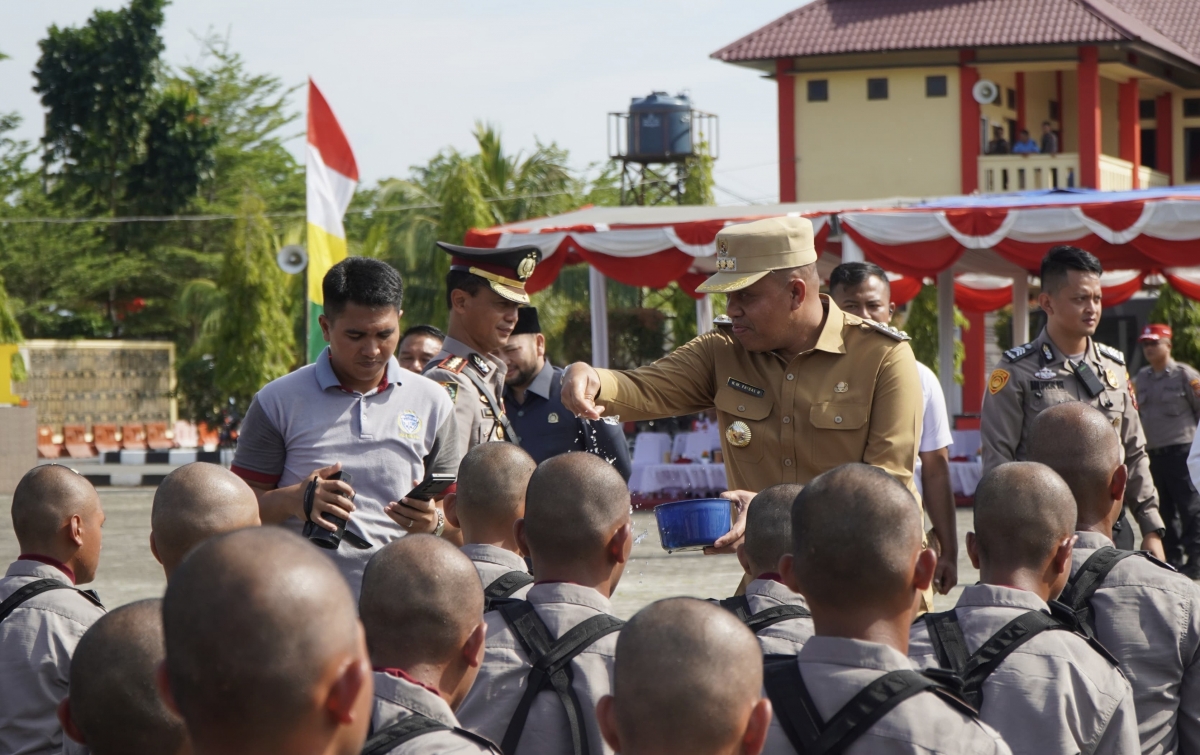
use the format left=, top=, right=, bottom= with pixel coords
left=627, top=92, right=693, bottom=163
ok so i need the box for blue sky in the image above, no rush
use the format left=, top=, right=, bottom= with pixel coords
left=2, top=1, right=805, bottom=205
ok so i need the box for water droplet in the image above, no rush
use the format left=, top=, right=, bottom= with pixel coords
left=634, top=530, right=648, bottom=545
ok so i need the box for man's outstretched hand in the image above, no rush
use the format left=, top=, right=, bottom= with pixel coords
left=704, top=490, right=755, bottom=555
left=561, top=362, right=605, bottom=420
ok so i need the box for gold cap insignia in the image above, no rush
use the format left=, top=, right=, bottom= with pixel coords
left=834, top=382, right=848, bottom=393
left=726, top=421, right=752, bottom=448
left=517, top=255, right=536, bottom=280
left=717, top=238, right=728, bottom=255
left=715, top=257, right=737, bottom=271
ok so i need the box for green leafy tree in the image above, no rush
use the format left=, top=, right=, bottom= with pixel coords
left=901, top=286, right=968, bottom=383
left=680, top=137, right=715, bottom=206
left=1149, top=286, right=1200, bottom=369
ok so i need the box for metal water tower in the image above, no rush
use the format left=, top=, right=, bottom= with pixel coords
left=608, top=92, right=718, bottom=206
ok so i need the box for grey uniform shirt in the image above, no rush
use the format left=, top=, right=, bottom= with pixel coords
left=744, top=578, right=814, bottom=656
left=370, top=671, right=498, bottom=755
left=457, top=583, right=619, bottom=755
left=909, top=584, right=1140, bottom=755
left=461, top=544, right=531, bottom=601
left=761, top=637, right=1011, bottom=755
left=982, top=329, right=1164, bottom=534
left=1071, top=530, right=1200, bottom=755
left=1135, top=360, right=1200, bottom=450
left=232, top=348, right=460, bottom=596
left=0, top=559, right=105, bottom=755
left=423, top=337, right=510, bottom=461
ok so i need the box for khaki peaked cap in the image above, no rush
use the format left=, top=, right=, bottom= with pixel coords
left=697, top=216, right=818, bottom=294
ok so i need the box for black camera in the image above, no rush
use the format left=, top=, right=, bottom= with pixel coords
left=302, top=470, right=353, bottom=550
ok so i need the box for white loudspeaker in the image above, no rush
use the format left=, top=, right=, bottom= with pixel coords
left=276, top=245, right=308, bottom=275
left=972, top=79, right=1000, bottom=105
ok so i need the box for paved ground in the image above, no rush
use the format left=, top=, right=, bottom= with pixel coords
left=0, top=488, right=991, bottom=616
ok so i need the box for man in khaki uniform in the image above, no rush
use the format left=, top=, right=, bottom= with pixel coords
left=0, top=465, right=106, bottom=755
left=359, top=536, right=499, bottom=755
left=456, top=454, right=631, bottom=755
left=424, top=243, right=542, bottom=461
left=909, top=463, right=1140, bottom=755
left=1135, top=324, right=1200, bottom=574
left=562, top=216, right=923, bottom=547
left=762, top=465, right=1010, bottom=755
left=981, top=246, right=1165, bottom=557
left=1030, top=403, right=1200, bottom=755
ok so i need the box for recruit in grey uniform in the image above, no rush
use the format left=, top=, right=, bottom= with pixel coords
left=460, top=543, right=532, bottom=603
left=982, top=329, right=1165, bottom=544
left=909, top=584, right=1141, bottom=755
left=740, top=577, right=814, bottom=656
left=1136, top=323, right=1200, bottom=572
left=369, top=671, right=499, bottom=755
left=760, top=637, right=1011, bottom=755
left=232, top=349, right=459, bottom=596
left=456, top=583, right=620, bottom=755
left=0, top=558, right=105, bottom=755
left=1068, top=530, right=1200, bottom=755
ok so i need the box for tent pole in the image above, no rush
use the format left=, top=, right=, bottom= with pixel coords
left=695, top=294, right=714, bottom=335
left=841, top=232, right=865, bottom=263
left=937, top=270, right=959, bottom=417
left=1012, top=275, right=1030, bottom=345
left=589, top=266, right=610, bottom=368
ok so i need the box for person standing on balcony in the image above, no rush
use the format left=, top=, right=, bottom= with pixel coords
left=1041, top=121, right=1059, bottom=155
left=980, top=246, right=1166, bottom=559
left=1012, top=129, right=1040, bottom=154
left=987, top=125, right=1009, bottom=155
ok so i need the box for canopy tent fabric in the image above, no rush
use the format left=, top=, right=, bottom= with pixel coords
left=463, top=199, right=917, bottom=297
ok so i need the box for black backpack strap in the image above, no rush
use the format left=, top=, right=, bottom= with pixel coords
left=958, top=609, right=1067, bottom=709
left=765, top=659, right=959, bottom=755
left=361, top=714, right=449, bottom=755
left=497, top=601, right=624, bottom=755
left=0, top=579, right=82, bottom=623
left=922, top=610, right=970, bottom=674
left=1059, top=546, right=1136, bottom=631
left=717, top=595, right=753, bottom=622
left=745, top=605, right=812, bottom=634
left=483, top=572, right=534, bottom=611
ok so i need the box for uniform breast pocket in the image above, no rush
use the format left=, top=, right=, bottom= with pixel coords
left=1030, top=387, right=1075, bottom=412
left=715, top=386, right=772, bottom=464
left=810, top=403, right=869, bottom=470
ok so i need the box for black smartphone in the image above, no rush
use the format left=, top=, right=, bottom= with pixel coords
left=404, top=473, right=456, bottom=501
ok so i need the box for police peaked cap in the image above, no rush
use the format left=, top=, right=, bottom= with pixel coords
left=437, top=242, right=542, bottom=304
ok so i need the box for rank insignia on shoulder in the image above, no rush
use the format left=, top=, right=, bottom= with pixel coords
left=713, top=314, right=733, bottom=326
left=862, top=319, right=910, bottom=341
left=468, top=354, right=492, bottom=375
left=439, top=382, right=459, bottom=403
left=1096, top=343, right=1126, bottom=366
left=727, top=377, right=765, bottom=397
left=437, top=355, right=467, bottom=374
left=1004, top=343, right=1035, bottom=362
left=1042, top=343, right=1055, bottom=363
left=988, top=369, right=1011, bottom=395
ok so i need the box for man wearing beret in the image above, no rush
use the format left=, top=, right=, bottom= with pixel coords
left=561, top=216, right=924, bottom=568
left=424, top=243, right=541, bottom=461
left=1138, top=323, right=1200, bottom=575
left=501, top=307, right=632, bottom=480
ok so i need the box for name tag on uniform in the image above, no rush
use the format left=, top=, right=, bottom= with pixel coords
left=1029, top=380, right=1065, bottom=391
left=727, top=378, right=765, bottom=398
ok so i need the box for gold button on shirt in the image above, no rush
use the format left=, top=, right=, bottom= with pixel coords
left=594, top=296, right=923, bottom=498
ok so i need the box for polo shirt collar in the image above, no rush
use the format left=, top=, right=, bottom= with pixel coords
left=527, top=361, right=555, bottom=400
left=9, top=557, right=75, bottom=584
left=313, top=346, right=402, bottom=395
left=461, top=544, right=529, bottom=573
left=955, top=583, right=1049, bottom=613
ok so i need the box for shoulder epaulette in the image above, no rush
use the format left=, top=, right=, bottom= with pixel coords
left=1004, top=342, right=1036, bottom=362
left=434, top=355, right=467, bottom=374
left=1096, top=343, right=1126, bottom=366
left=861, top=319, right=910, bottom=341
left=713, top=314, right=732, bottom=327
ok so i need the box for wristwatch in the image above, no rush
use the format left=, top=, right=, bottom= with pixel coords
left=433, top=508, right=446, bottom=537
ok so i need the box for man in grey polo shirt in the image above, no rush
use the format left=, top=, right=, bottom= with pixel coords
left=233, top=257, right=460, bottom=595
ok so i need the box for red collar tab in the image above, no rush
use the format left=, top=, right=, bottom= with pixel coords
left=756, top=572, right=784, bottom=583
left=374, top=667, right=444, bottom=699
left=19, top=554, right=76, bottom=584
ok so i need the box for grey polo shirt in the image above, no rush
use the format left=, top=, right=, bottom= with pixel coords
left=233, top=347, right=460, bottom=595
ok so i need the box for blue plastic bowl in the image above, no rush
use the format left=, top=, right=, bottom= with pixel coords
left=654, top=498, right=732, bottom=553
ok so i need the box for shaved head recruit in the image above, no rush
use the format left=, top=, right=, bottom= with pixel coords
left=454, top=442, right=536, bottom=528
left=973, top=462, right=1077, bottom=571
left=743, top=484, right=802, bottom=575
left=1028, top=402, right=1123, bottom=524
left=11, top=464, right=98, bottom=551
left=151, top=462, right=261, bottom=575
left=606, top=598, right=764, bottom=755
left=523, top=452, right=630, bottom=567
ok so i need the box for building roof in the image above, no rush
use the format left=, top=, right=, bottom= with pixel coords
left=712, top=0, right=1200, bottom=68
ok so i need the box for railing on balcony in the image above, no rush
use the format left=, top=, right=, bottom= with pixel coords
left=979, top=153, right=1170, bottom=193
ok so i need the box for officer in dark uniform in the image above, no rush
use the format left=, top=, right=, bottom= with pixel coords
left=1136, top=323, right=1200, bottom=574
left=423, top=243, right=541, bottom=461
left=501, top=307, right=632, bottom=480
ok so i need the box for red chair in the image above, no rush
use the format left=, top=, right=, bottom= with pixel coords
left=121, top=423, right=148, bottom=451
left=63, top=424, right=96, bottom=458
left=145, top=421, right=174, bottom=451
left=37, top=426, right=64, bottom=459
left=92, top=424, right=122, bottom=454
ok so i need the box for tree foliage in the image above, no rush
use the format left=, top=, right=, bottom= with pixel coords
left=1149, top=286, right=1200, bottom=370
left=901, top=286, right=968, bottom=383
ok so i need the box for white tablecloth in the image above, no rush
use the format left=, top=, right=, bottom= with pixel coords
left=950, top=429, right=982, bottom=459
left=629, top=463, right=728, bottom=495
left=949, top=460, right=984, bottom=497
